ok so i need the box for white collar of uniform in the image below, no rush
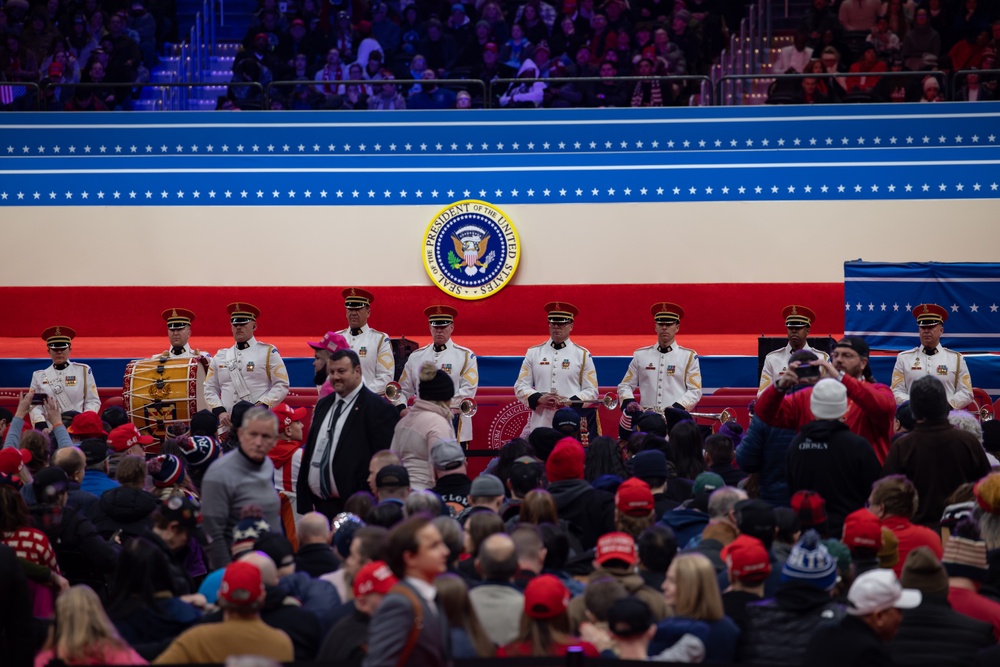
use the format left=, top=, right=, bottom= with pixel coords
left=548, top=338, right=573, bottom=347
left=405, top=576, right=438, bottom=607
left=356, top=324, right=370, bottom=334
left=239, top=336, right=258, bottom=347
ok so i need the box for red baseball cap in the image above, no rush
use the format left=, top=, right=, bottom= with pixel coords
left=67, top=412, right=108, bottom=438
left=108, top=423, right=154, bottom=453
left=353, top=560, right=398, bottom=598
left=843, top=509, right=883, bottom=551
left=0, top=447, right=31, bottom=476
left=615, top=478, right=654, bottom=517
left=524, top=574, right=570, bottom=619
left=720, top=534, right=771, bottom=583
left=219, top=561, right=265, bottom=608
left=272, top=403, right=307, bottom=429
left=596, top=531, right=637, bottom=567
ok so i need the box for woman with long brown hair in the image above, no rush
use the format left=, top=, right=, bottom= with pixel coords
left=34, top=585, right=147, bottom=666
left=498, top=574, right=599, bottom=657
left=519, top=489, right=559, bottom=525
left=434, top=573, right=495, bottom=658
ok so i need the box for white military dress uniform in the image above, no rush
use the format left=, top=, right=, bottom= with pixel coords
left=29, top=325, right=100, bottom=425
left=29, top=362, right=100, bottom=423
left=515, top=339, right=599, bottom=433
left=892, top=345, right=973, bottom=409
left=758, top=344, right=830, bottom=395
left=152, top=344, right=212, bottom=363
left=891, top=303, right=974, bottom=410
left=618, top=343, right=703, bottom=411
left=204, top=337, right=290, bottom=411
left=337, top=324, right=395, bottom=395
left=399, top=340, right=479, bottom=441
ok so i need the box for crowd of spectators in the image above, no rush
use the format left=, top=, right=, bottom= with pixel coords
left=768, top=0, right=1000, bottom=104
left=224, top=0, right=749, bottom=109
left=0, top=0, right=173, bottom=109
left=2, top=369, right=1000, bottom=665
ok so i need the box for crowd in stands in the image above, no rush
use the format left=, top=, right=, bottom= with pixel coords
left=767, top=0, right=1000, bottom=103
left=0, top=0, right=173, bottom=109
left=3, top=368, right=1000, bottom=665
left=225, top=0, right=750, bottom=109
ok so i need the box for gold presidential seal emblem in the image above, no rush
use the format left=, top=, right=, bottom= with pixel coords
left=423, top=200, right=520, bottom=300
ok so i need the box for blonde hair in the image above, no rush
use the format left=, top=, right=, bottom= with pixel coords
left=670, top=553, right=724, bottom=621
left=44, top=586, right=131, bottom=662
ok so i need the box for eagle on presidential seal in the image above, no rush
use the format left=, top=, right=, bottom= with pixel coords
left=449, top=225, right=496, bottom=276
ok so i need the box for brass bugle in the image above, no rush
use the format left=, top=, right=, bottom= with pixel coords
left=572, top=393, right=620, bottom=410
left=973, top=400, right=995, bottom=422
left=460, top=398, right=477, bottom=417
left=384, top=381, right=402, bottom=404
left=689, top=408, right=737, bottom=423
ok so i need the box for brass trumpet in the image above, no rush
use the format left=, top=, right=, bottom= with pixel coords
left=384, top=381, right=402, bottom=404
left=973, top=400, right=995, bottom=422
left=689, top=408, right=737, bottom=423
left=459, top=398, right=477, bottom=417
left=568, top=393, right=620, bottom=410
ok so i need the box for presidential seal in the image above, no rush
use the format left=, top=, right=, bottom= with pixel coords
left=423, top=200, right=520, bottom=300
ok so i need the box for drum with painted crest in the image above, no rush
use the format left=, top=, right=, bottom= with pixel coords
left=123, top=357, right=207, bottom=443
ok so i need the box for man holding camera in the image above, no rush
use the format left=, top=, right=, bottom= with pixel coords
left=28, top=326, right=100, bottom=428
left=758, top=305, right=830, bottom=396
left=755, top=336, right=896, bottom=464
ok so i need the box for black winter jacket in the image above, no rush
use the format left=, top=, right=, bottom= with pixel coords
left=547, top=479, right=615, bottom=550
left=890, top=594, right=995, bottom=666
left=786, top=419, right=882, bottom=536
left=87, top=486, right=159, bottom=540
left=30, top=503, right=119, bottom=596
left=739, top=582, right=845, bottom=665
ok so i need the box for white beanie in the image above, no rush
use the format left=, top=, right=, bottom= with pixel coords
left=811, top=378, right=848, bottom=420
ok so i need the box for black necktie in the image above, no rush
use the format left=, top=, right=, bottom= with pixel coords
left=658, top=345, right=673, bottom=354
left=551, top=341, right=566, bottom=350
left=923, top=347, right=938, bottom=356
left=319, top=399, right=345, bottom=498
left=350, top=328, right=362, bottom=336
left=236, top=341, right=250, bottom=350
left=172, top=346, right=185, bottom=355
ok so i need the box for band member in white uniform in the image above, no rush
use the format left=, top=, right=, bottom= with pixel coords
left=397, top=305, right=479, bottom=444
left=892, top=303, right=974, bottom=409
left=336, top=288, right=394, bottom=395
left=618, top=302, right=702, bottom=417
left=152, top=308, right=211, bottom=366
left=204, top=302, right=290, bottom=429
left=29, top=326, right=101, bottom=428
left=758, top=305, right=830, bottom=396
left=515, top=302, right=599, bottom=435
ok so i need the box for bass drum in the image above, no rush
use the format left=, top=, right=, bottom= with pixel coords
left=123, top=357, right=207, bottom=445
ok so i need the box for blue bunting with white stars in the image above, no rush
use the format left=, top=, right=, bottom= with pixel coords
left=845, top=262, right=1000, bottom=352
left=1, top=103, right=999, bottom=206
